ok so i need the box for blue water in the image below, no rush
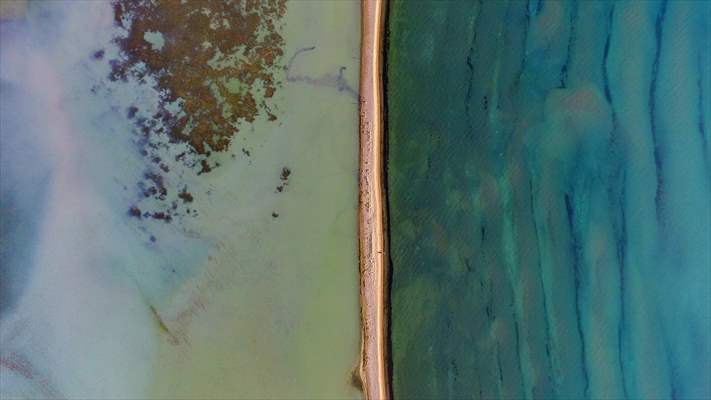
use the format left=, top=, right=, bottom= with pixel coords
left=387, top=1, right=710, bottom=398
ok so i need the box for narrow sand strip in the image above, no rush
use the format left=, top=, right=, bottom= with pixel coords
left=358, top=1, right=389, bottom=399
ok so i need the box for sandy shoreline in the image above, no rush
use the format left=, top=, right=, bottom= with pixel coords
left=358, top=1, right=389, bottom=399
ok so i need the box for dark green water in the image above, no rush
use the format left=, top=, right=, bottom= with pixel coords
left=386, top=1, right=710, bottom=399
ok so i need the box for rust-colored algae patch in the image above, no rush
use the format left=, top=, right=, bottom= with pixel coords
left=111, top=0, right=285, bottom=156
left=107, top=0, right=286, bottom=224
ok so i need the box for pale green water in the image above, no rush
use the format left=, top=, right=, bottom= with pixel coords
left=0, top=1, right=362, bottom=398
left=152, top=2, right=362, bottom=398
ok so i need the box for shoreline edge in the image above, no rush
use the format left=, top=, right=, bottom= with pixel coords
left=358, top=0, right=390, bottom=399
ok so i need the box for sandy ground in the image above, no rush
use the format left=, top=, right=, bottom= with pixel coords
left=358, top=1, right=390, bottom=399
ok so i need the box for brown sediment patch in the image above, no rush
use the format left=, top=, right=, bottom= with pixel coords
left=149, top=305, right=181, bottom=345
left=350, top=364, right=364, bottom=391
left=286, top=46, right=358, bottom=100
left=108, top=0, right=286, bottom=223
left=358, top=1, right=389, bottom=399
left=0, top=0, right=27, bottom=20
left=111, top=0, right=285, bottom=155
left=0, top=353, right=63, bottom=398
left=276, top=166, right=291, bottom=192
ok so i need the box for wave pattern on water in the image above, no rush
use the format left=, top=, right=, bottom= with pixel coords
left=387, top=1, right=710, bottom=399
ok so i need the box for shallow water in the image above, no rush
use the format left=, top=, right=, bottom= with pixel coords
left=0, top=1, right=361, bottom=398
left=387, top=1, right=710, bottom=398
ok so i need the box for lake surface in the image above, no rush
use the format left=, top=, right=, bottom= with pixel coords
left=0, top=1, right=362, bottom=398
left=387, top=1, right=710, bottom=398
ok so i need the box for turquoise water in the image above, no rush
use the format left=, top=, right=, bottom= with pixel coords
left=387, top=1, right=710, bottom=398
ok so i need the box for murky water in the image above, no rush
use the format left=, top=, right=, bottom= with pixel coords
left=0, top=1, right=362, bottom=398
